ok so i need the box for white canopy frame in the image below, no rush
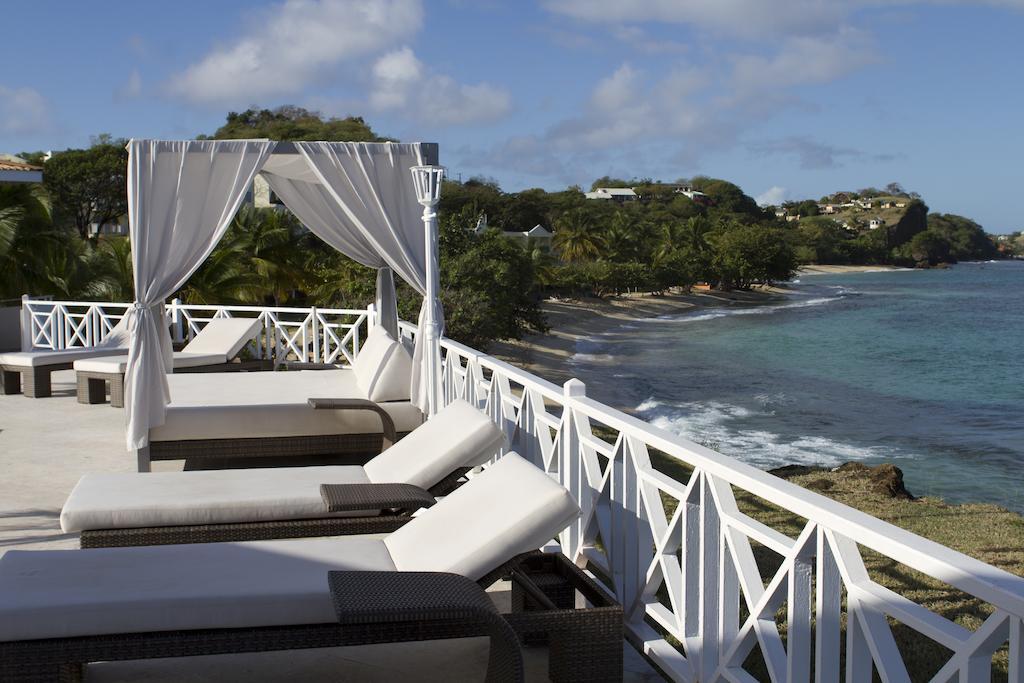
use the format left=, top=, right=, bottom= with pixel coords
left=123, top=139, right=443, bottom=466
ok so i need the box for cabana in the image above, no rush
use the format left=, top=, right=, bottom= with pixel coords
left=120, top=140, right=446, bottom=468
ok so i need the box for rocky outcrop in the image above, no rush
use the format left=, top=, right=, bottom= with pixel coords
left=772, top=461, right=916, bottom=500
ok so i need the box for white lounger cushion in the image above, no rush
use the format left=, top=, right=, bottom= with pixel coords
left=351, top=325, right=413, bottom=402
left=150, top=370, right=423, bottom=442
left=363, top=398, right=505, bottom=488
left=0, top=317, right=130, bottom=368
left=60, top=399, right=503, bottom=532
left=0, top=347, right=129, bottom=368
left=72, top=318, right=261, bottom=374
left=73, top=352, right=227, bottom=374
left=0, top=537, right=394, bottom=642
left=59, top=466, right=371, bottom=532
left=0, top=453, right=579, bottom=642
left=385, top=454, right=579, bottom=581
left=178, top=317, right=260, bottom=358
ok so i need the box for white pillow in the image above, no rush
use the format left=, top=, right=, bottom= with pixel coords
left=352, top=325, right=413, bottom=402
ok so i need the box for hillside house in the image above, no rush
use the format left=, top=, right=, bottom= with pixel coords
left=786, top=215, right=800, bottom=223
left=0, top=156, right=42, bottom=184
left=895, top=201, right=907, bottom=208
left=585, top=187, right=637, bottom=203
left=821, top=204, right=837, bottom=214
left=503, top=224, right=553, bottom=250
left=881, top=201, right=895, bottom=209
left=869, top=217, right=886, bottom=230
left=774, top=208, right=787, bottom=219
left=856, top=199, right=874, bottom=210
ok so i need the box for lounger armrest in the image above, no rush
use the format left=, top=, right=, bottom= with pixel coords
left=307, top=397, right=397, bottom=448
left=319, top=482, right=435, bottom=513
left=283, top=361, right=341, bottom=371
left=328, top=570, right=523, bottom=683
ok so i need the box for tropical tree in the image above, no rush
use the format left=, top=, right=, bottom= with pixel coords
left=553, top=209, right=603, bottom=262
left=229, top=206, right=311, bottom=305
left=44, top=138, right=128, bottom=239
left=85, top=237, right=133, bottom=301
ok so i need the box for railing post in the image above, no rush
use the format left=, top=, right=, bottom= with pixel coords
left=20, top=294, right=31, bottom=351
left=170, top=298, right=183, bottom=344
left=310, top=306, right=320, bottom=363
left=560, top=379, right=586, bottom=556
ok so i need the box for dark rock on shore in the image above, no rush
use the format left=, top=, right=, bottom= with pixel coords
left=771, top=461, right=916, bottom=500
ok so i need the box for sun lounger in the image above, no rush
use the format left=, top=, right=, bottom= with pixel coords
left=142, top=324, right=420, bottom=470
left=62, top=399, right=506, bottom=547
left=0, top=454, right=621, bottom=683
left=73, top=317, right=267, bottom=407
left=0, top=316, right=130, bottom=398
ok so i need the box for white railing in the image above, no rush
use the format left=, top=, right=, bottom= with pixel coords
left=20, top=297, right=373, bottom=366
left=22, top=300, right=1024, bottom=680
left=422, top=326, right=1024, bottom=683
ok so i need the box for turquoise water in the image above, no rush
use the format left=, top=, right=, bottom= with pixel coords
left=570, top=261, right=1024, bottom=511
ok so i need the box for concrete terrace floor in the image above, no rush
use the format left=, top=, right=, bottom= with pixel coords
left=0, top=369, right=662, bottom=682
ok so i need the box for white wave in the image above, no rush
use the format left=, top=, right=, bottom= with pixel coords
left=636, top=398, right=885, bottom=469
left=641, top=296, right=842, bottom=324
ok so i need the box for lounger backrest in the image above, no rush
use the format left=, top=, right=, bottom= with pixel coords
left=364, top=399, right=506, bottom=489
left=97, top=315, right=131, bottom=348
left=385, top=453, right=580, bottom=581
left=352, top=325, right=412, bottom=402
left=182, top=318, right=261, bottom=358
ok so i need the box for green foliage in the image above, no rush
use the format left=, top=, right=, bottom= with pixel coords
left=204, top=106, right=388, bottom=142
left=926, top=213, right=999, bottom=261
left=708, top=223, right=798, bottom=289
left=438, top=214, right=547, bottom=350
left=44, top=139, right=128, bottom=239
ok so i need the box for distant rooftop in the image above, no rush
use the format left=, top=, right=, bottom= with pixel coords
left=0, top=156, right=43, bottom=183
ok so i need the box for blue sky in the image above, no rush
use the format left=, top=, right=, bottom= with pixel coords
left=1, top=0, right=1022, bottom=231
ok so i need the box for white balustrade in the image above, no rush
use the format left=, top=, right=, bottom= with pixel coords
left=427, top=328, right=1024, bottom=683
left=23, top=301, right=1024, bottom=680
left=20, top=297, right=371, bottom=366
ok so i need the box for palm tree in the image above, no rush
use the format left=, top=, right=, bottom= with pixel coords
left=231, top=206, right=311, bottom=306
left=176, top=241, right=259, bottom=305
left=553, top=209, right=603, bottom=263
left=0, top=184, right=63, bottom=299
left=85, top=237, right=133, bottom=301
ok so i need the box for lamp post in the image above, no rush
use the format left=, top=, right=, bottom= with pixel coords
left=410, top=165, right=445, bottom=417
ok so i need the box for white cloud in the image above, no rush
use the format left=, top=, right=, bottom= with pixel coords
left=369, top=47, right=511, bottom=125
left=168, top=0, right=423, bottom=104
left=755, top=186, right=788, bottom=207
left=543, top=0, right=845, bottom=38
left=544, top=0, right=1024, bottom=38
left=730, top=28, right=877, bottom=93
left=0, top=85, right=50, bottom=134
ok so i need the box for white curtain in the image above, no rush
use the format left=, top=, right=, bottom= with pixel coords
left=285, top=142, right=440, bottom=412
left=259, top=172, right=400, bottom=339
left=123, top=139, right=274, bottom=451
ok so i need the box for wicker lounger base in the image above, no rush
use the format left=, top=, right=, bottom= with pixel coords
left=0, top=552, right=622, bottom=683
left=0, top=363, right=73, bottom=399
left=80, top=515, right=413, bottom=548
left=149, top=431, right=412, bottom=466
left=77, top=360, right=273, bottom=408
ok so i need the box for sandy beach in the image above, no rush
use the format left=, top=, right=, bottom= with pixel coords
left=490, top=287, right=786, bottom=386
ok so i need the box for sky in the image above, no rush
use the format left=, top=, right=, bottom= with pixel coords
left=1, top=0, right=1022, bottom=231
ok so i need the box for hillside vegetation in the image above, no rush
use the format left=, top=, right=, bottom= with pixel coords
left=2, top=107, right=1014, bottom=352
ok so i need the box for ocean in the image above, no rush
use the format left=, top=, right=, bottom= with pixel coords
left=568, top=261, right=1024, bottom=512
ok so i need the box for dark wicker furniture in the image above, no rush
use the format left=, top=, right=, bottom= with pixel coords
left=0, top=362, right=73, bottom=399
left=0, top=551, right=622, bottom=683
left=329, top=571, right=523, bottom=683
left=145, top=396, right=417, bottom=469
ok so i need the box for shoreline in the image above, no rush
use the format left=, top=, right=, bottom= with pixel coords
left=797, top=264, right=905, bottom=275
left=490, top=286, right=787, bottom=386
